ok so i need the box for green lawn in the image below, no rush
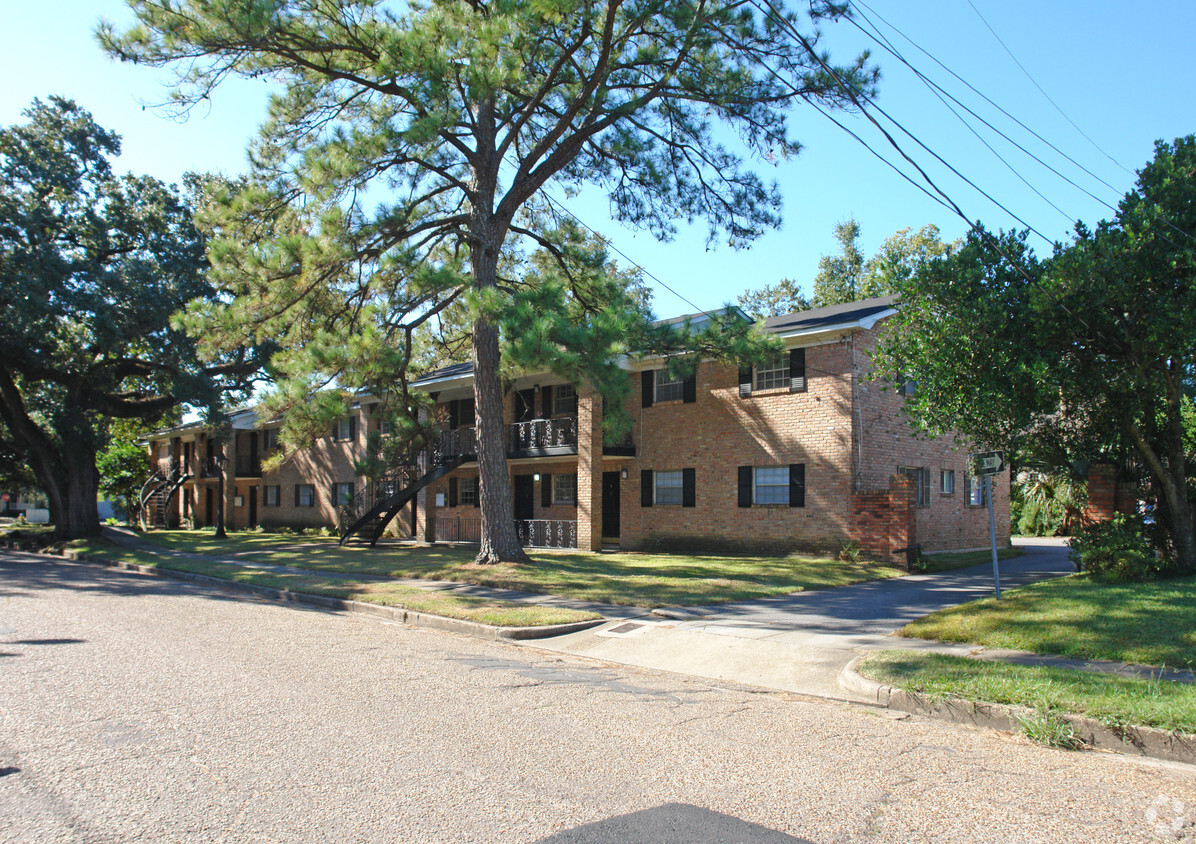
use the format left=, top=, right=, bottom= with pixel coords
left=116, top=529, right=907, bottom=607
left=859, top=650, right=1196, bottom=735
left=68, top=539, right=599, bottom=628
left=899, top=573, right=1196, bottom=668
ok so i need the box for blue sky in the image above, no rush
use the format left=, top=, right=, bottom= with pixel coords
left=3, top=1, right=1193, bottom=317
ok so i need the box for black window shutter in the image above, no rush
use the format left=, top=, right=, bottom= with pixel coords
left=682, top=468, right=696, bottom=507
left=542, top=385, right=554, bottom=417
left=641, top=469, right=654, bottom=507
left=294, top=485, right=301, bottom=507
left=641, top=371, right=654, bottom=408
left=473, top=479, right=480, bottom=508
left=330, top=422, right=338, bottom=440
left=448, top=477, right=458, bottom=508
left=789, top=463, right=806, bottom=508
left=682, top=372, right=697, bottom=403
left=738, top=466, right=753, bottom=508
left=739, top=367, right=753, bottom=398
left=541, top=473, right=553, bottom=508
left=573, top=475, right=579, bottom=506
left=568, top=388, right=578, bottom=415
left=330, top=483, right=337, bottom=506
left=448, top=399, right=458, bottom=430
left=790, top=348, right=807, bottom=393
left=349, top=416, right=357, bottom=440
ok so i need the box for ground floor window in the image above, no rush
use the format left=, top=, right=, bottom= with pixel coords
left=753, top=466, right=789, bottom=504
left=967, top=475, right=987, bottom=507
left=654, top=470, right=684, bottom=505
left=333, top=482, right=355, bottom=507
left=295, top=484, right=315, bottom=507
left=459, top=476, right=478, bottom=506
left=264, top=485, right=280, bottom=507
left=898, top=466, right=930, bottom=508
left=553, top=473, right=577, bottom=505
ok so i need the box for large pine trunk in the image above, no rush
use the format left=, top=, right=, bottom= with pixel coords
left=472, top=319, right=530, bottom=564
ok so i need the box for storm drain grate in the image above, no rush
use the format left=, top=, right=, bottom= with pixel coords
left=608, top=622, right=644, bottom=635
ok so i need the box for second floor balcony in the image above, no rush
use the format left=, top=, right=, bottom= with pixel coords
left=430, top=416, right=635, bottom=465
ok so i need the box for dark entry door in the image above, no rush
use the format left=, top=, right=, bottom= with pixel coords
left=602, top=471, right=621, bottom=538
left=513, top=475, right=535, bottom=521
left=515, top=388, right=536, bottom=422
left=248, top=486, right=258, bottom=528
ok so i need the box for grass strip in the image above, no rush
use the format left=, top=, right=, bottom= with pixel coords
left=859, top=650, right=1196, bottom=734
left=123, top=530, right=907, bottom=607
left=917, top=546, right=1023, bottom=573
left=899, top=573, right=1196, bottom=667
left=67, top=539, right=599, bottom=628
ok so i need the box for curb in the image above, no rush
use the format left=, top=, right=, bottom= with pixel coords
left=840, top=655, right=1196, bottom=766
left=2, top=541, right=605, bottom=642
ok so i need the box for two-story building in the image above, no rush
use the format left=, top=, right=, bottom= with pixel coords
left=144, top=296, right=1009, bottom=559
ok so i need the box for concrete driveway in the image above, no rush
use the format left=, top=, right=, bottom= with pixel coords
left=691, top=536, right=1075, bottom=636
left=531, top=538, right=1075, bottom=700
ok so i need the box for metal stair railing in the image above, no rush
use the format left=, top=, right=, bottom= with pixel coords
left=339, top=454, right=468, bottom=546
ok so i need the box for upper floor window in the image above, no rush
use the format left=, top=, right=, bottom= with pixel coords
left=941, top=469, right=955, bottom=496
left=449, top=397, right=475, bottom=429
left=262, top=428, right=279, bottom=451
left=553, top=384, right=577, bottom=416
left=331, top=417, right=356, bottom=442
left=654, top=370, right=685, bottom=403
left=739, top=349, right=805, bottom=397
left=754, top=358, right=790, bottom=391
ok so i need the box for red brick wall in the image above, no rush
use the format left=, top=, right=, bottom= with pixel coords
left=1084, top=463, right=1137, bottom=524
left=850, top=474, right=915, bottom=562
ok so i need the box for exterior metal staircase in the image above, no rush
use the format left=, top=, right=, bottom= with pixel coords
left=139, top=466, right=188, bottom=531
left=339, top=454, right=467, bottom=546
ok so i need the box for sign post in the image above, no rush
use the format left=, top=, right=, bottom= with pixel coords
left=972, top=451, right=1006, bottom=599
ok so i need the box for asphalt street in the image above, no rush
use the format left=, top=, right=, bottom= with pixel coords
left=2, top=550, right=1194, bottom=842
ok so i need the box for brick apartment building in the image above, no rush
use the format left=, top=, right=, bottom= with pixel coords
left=144, top=296, right=1010, bottom=560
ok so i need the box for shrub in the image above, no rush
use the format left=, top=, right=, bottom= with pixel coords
left=1069, top=515, right=1170, bottom=581
left=838, top=539, right=861, bottom=562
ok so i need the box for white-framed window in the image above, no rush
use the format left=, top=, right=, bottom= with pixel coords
left=455, top=398, right=475, bottom=428
left=459, top=477, right=478, bottom=506
left=553, top=473, right=577, bottom=505
left=263, top=485, right=280, bottom=507
left=262, top=428, right=279, bottom=451
left=967, top=475, right=987, bottom=507
left=898, top=466, right=930, bottom=508
left=654, top=470, right=684, bottom=505
left=378, top=417, right=392, bottom=436
left=654, top=369, right=685, bottom=403
left=295, top=484, right=315, bottom=507
left=158, top=443, right=170, bottom=459
left=332, top=418, right=354, bottom=441
left=899, top=377, right=918, bottom=396
left=333, top=482, right=354, bottom=507
left=553, top=383, right=577, bottom=416
left=753, top=466, right=789, bottom=505
left=941, top=469, right=955, bottom=496
left=754, top=358, right=790, bottom=391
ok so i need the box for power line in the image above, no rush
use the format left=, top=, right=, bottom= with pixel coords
left=852, top=0, right=1123, bottom=198
left=846, top=4, right=1115, bottom=222
left=964, top=0, right=1134, bottom=176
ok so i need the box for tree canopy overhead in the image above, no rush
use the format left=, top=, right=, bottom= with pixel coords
left=0, top=97, right=258, bottom=539
left=875, top=137, right=1196, bottom=574
left=102, top=0, right=877, bottom=562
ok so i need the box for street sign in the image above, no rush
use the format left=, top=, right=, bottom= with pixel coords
left=972, top=450, right=1006, bottom=475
